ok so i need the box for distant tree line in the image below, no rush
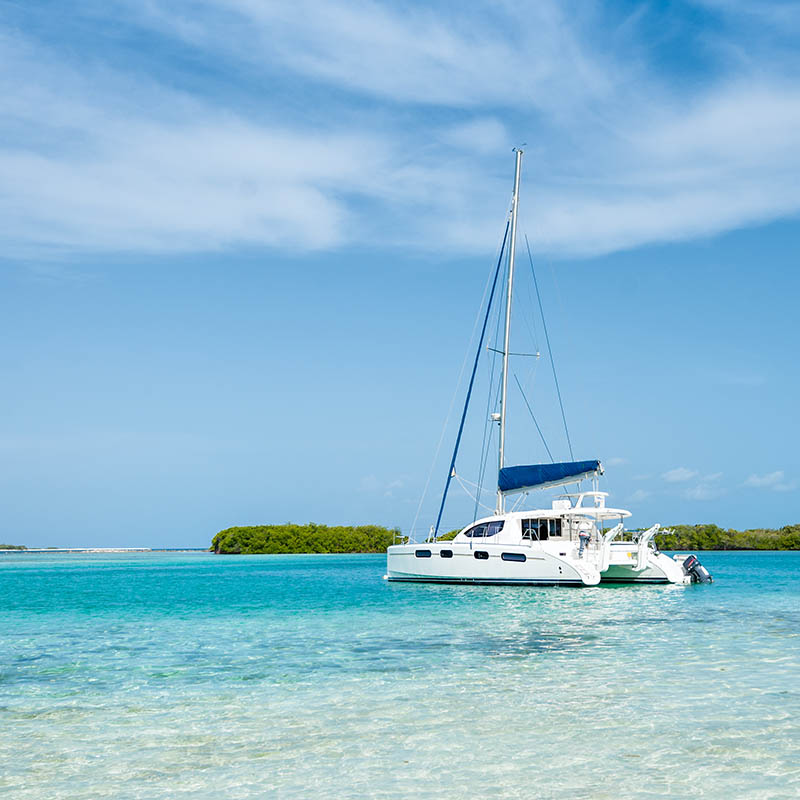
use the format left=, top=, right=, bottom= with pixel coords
left=211, top=522, right=800, bottom=554
left=212, top=523, right=401, bottom=554
left=441, top=524, right=800, bottom=549
left=655, top=524, right=800, bottom=551
left=0, top=543, right=27, bottom=550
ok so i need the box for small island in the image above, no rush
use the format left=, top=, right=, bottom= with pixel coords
left=211, top=523, right=401, bottom=554
left=211, top=522, right=800, bottom=554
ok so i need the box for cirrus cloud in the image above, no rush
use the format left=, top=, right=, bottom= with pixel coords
left=3, top=1, right=800, bottom=258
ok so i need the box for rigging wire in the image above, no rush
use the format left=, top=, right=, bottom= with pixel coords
left=455, top=471, right=497, bottom=496
left=525, top=234, right=574, bottom=460
left=509, top=492, right=529, bottom=512
left=454, top=474, right=496, bottom=513
left=473, top=256, right=508, bottom=521
left=474, top=372, right=504, bottom=521
left=513, top=373, right=554, bottom=462
left=432, top=220, right=510, bottom=539
left=408, top=222, right=509, bottom=540
left=473, top=420, right=494, bottom=522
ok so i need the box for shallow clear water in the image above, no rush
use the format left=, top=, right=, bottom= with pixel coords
left=1, top=550, right=798, bottom=799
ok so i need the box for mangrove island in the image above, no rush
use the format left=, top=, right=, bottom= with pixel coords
left=211, top=522, right=800, bottom=554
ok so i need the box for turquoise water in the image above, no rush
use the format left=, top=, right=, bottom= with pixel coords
left=1, top=551, right=798, bottom=799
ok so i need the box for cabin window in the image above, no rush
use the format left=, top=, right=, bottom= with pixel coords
left=474, top=550, right=489, bottom=560
left=522, top=518, right=561, bottom=540
left=464, top=520, right=505, bottom=538
left=501, top=552, right=526, bottom=562
left=415, top=549, right=432, bottom=558
left=440, top=549, right=453, bottom=558
left=522, top=519, right=547, bottom=540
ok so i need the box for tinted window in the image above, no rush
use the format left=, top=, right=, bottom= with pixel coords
left=415, top=549, right=432, bottom=558
left=522, top=519, right=555, bottom=540
left=502, top=552, right=526, bottom=562
left=464, top=520, right=505, bottom=538
left=440, top=549, right=453, bottom=558
left=474, top=551, right=489, bottom=560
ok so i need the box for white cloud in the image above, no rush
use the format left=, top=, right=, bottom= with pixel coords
left=384, top=479, right=404, bottom=498
left=744, top=470, right=784, bottom=487
left=629, top=489, right=651, bottom=503
left=685, top=482, right=727, bottom=501
left=142, top=0, right=614, bottom=112
left=3, top=2, right=800, bottom=257
left=662, top=467, right=699, bottom=483
left=662, top=469, right=725, bottom=498
left=702, top=472, right=723, bottom=482
left=606, top=457, right=627, bottom=467
left=744, top=470, right=796, bottom=491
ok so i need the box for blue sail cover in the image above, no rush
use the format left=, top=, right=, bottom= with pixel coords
left=498, top=460, right=602, bottom=494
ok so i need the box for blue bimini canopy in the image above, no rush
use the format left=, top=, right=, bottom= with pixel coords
left=498, top=460, right=602, bottom=494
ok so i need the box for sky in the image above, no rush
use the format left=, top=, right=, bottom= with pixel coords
left=1, top=0, right=799, bottom=547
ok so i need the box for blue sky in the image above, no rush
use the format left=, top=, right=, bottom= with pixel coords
left=1, top=0, right=798, bottom=546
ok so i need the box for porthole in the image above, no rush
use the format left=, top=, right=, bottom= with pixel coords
left=474, top=551, right=489, bottom=560
left=440, top=549, right=453, bottom=558
left=415, top=550, right=432, bottom=558
left=501, top=552, right=526, bottom=562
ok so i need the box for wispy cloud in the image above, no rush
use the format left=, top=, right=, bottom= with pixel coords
left=670, top=469, right=725, bottom=499
left=744, top=470, right=796, bottom=491
left=685, top=482, right=727, bottom=501
left=3, top=1, right=800, bottom=257
left=661, top=467, right=727, bottom=500
left=662, top=467, right=699, bottom=483
left=695, top=0, right=800, bottom=33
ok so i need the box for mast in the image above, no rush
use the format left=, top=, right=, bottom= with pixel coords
left=498, top=148, right=523, bottom=514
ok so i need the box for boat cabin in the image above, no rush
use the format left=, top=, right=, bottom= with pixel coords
left=449, top=492, right=631, bottom=546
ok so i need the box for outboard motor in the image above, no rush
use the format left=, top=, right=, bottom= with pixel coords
left=682, top=554, right=713, bottom=583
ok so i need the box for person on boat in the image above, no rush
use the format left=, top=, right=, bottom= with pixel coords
left=578, top=522, right=592, bottom=557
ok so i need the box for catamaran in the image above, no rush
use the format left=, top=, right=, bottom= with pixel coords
left=386, top=150, right=712, bottom=586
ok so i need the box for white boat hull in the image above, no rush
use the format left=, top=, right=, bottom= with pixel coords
left=599, top=550, right=690, bottom=584
left=387, top=541, right=693, bottom=587
left=386, top=542, right=601, bottom=586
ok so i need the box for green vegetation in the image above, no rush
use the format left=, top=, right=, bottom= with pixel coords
left=656, top=524, right=800, bottom=551
left=0, top=543, right=27, bottom=550
left=212, top=522, right=800, bottom=554
left=212, top=523, right=401, bottom=554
